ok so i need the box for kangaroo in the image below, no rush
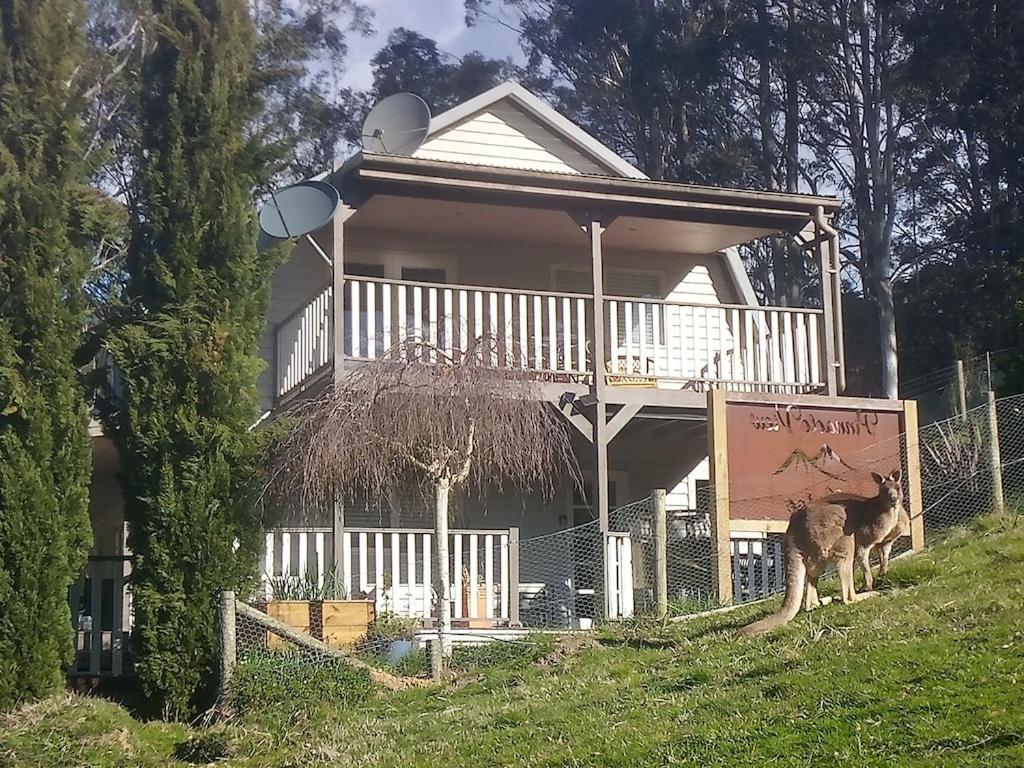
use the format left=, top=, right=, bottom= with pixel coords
left=864, top=496, right=911, bottom=588
left=739, top=469, right=903, bottom=636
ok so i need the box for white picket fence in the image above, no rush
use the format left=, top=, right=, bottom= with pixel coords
left=604, top=532, right=635, bottom=620
left=261, top=526, right=514, bottom=622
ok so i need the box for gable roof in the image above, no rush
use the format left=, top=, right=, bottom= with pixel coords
left=415, top=81, right=648, bottom=180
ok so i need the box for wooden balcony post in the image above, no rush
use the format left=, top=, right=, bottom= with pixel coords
left=816, top=227, right=839, bottom=396
left=588, top=219, right=610, bottom=534
left=332, top=207, right=350, bottom=385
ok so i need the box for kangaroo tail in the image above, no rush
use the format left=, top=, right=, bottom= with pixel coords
left=738, top=545, right=806, bottom=636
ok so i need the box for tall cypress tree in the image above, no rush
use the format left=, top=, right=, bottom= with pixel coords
left=108, top=0, right=274, bottom=716
left=0, top=0, right=93, bottom=708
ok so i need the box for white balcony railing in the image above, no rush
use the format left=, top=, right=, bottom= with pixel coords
left=274, top=278, right=829, bottom=398
left=606, top=296, right=825, bottom=392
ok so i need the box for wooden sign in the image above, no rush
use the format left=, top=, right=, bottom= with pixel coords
left=706, top=390, right=924, bottom=603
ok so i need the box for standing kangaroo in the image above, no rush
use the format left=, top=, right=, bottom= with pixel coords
left=739, top=469, right=904, bottom=636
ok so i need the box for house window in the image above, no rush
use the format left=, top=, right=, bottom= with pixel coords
left=554, top=267, right=662, bottom=361
left=401, top=267, right=447, bottom=284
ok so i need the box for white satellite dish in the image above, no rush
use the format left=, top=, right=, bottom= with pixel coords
left=361, top=93, right=431, bottom=156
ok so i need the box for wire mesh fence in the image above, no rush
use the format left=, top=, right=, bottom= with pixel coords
left=213, top=392, right=1024, bottom=694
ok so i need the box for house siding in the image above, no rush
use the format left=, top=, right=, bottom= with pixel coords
left=414, top=103, right=609, bottom=176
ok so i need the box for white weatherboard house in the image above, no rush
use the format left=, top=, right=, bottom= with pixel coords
left=80, top=83, right=845, bottom=669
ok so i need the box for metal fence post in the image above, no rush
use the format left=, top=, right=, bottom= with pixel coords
left=986, top=390, right=1005, bottom=515
left=508, top=527, right=520, bottom=627
left=219, top=590, right=236, bottom=701
left=653, top=489, right=668, bottom=619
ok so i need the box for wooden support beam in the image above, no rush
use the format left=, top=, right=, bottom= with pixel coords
left=902, top=400, right=925, bottom=551
left=604, top=404, right=642, bottom=444
left=707, top=389, right=733, bottom=604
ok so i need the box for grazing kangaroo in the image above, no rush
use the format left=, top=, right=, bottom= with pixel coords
left=739, top=469, right=904, bottom=636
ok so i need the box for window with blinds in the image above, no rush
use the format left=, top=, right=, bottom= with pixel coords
left=554, top=267, right=662, bottom=354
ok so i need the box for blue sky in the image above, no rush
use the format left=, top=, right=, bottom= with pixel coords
left=343, top=0, right=524, bottom=89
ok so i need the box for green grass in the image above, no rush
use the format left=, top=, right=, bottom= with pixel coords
left=3, top=517, right=1024, bottom=767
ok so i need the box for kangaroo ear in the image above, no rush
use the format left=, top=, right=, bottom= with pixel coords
left=871, top=471, right=885, bottom=485
left=889, top=468, right=902, bottom=482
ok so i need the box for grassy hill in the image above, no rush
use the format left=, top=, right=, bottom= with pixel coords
left=4, top=517, right=1024, bottom=767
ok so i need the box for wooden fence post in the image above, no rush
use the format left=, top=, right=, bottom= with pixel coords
left=955, top=359, right=968, bottom=418
left=707, top=389, right=733, bottom=605
left=219, top=590, right=236, bottom=701
left=653, top=489, right=668, bottom=619
left=986, top=390, right=1005, bottom=515
left=902, top=400, right=926, bottom=551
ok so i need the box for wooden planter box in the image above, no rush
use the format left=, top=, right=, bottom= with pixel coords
left=321, top=600, right=375, bottom=648
left=264, top=600, right=375, bottom=650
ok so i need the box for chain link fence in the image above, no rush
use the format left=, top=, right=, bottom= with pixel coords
left=213, top=392, right=1024, bottom=696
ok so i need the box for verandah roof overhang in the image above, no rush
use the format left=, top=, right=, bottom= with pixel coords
left=336, top=152, right=841, bottom=236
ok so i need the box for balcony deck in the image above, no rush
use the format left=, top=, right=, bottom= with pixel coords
left=273, top=275, right=827, bottom=403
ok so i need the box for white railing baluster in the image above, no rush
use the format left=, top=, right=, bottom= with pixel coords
left=366, top=281, right=376, bottom=359
left=341, top=531, right=351, bottom=597
left=264, top=532, right=274, bottom=599
left=576, top=297, right=586, bottom=372
left=422, top=534, right=431, bottom=620
left=406, top=532, right=416, bottom=614
left=443, top=288, right=454, bottom=358
left=503, top=292, right=514, bottom=368
left=358, top=532, right=368, bottom=594
left=382, top=282, right=392, bottom=353
left=547, top=295, right=557, bottom=371
left=459, top=289, right=469, bottom=357
left=518, top=294, right=529, bottom=369
left=533, top=295, right=543, bottom=369
left=499, top=533, right=509, bottom=620
left=350, top=280, right=361, bottom=358
left=810, top=315, right=822, bottom=385
left=412, top=286, right=424, bottom=354
left=637, top=302, right=648, bottom=376
left=474, top=291, right=484, bottom=358
left=488, top=292, right=499, bottom=366
left=795, top=312, right=808, bottom=385
left=624, top=302, right=634, bottom=374
left=561, top=296, right=571, bottom=371
left=453, top=534, right=464, bottom=619
left=469, top=533, right=479, bottom=619
left=428, top=287, right=438, bottom=361
left=316, top=532, right=326, bottom=591
left=374, top=532, right=385, bottom=612
left=390, top=531, right=400, bottom=611
left=397, top=285, right=407, bottom=360
left=484, top=534, right=495, bottom=619
left=608, top=300, right=619, bottom=373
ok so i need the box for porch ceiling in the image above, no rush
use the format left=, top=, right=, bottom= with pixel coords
left=348, top=195, right=781, bottom=254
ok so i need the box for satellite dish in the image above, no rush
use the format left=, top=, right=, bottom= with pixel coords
left=361, top=93, right=431, bottom=156
left=259, top=180, right=340, bottom=241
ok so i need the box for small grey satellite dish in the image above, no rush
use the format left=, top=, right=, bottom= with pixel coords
left=259, top=180, right=339, bottom=240
left=361, top=92, right=430, bottom=156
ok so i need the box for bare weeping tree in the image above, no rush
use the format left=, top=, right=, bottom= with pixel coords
left=267, top=340, right=579, bottom=666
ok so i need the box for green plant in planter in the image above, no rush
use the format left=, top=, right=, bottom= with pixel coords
left=267, top=572, right=350, bottom=601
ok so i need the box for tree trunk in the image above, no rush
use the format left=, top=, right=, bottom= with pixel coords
left=433, top=476, right=452, bottom=660
left=876, top=270, right=899, bottom=398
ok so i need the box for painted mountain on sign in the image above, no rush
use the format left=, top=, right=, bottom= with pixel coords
left=773, top=443, right=856, bottom=478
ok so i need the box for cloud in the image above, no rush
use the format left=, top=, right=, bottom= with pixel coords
left=343, top=0, right=522, bottom=90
